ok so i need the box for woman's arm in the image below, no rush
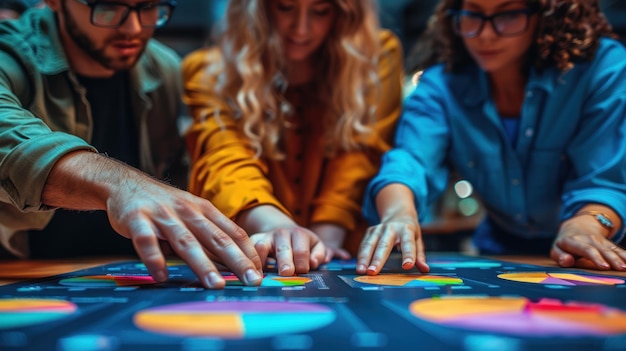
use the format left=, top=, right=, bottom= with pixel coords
left=556, top=41, right=626, bottom=271
left=310, top=31, right=404, bottom=253
left=553, top=204, right=626, bottom=270
left=182, top=48, right=323, bottom=274
left=357, top=183, right=429, bottom=275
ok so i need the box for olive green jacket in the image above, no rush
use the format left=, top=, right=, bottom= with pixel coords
left=0, top=7, right=187, bottom=256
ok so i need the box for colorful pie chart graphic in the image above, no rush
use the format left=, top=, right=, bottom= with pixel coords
left=134, top=301, right=336, bottom=338
left=427, top=260, right=501, bottom=269
left=410, top=296, right=626, bottom=336
left=0, top=299, right=78, bottom=329
left=498, top=272, right=625, bottom=286
left=320, top=259, right=357, bottom=270
left=59, top=275, right=157, bottom=287
left=222, top=273, right=312, bottom=287
left=133, top=260, right=185, bottom=269
left=354, top=274, right=463, bottom=287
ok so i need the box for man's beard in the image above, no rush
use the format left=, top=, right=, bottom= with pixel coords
left=61, top=2, right=146, bottom=71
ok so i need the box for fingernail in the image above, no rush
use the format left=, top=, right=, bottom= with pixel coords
left=279, top=265, right=291, bottom=274
left=357, top=264, right=366, bottom=272
left=367, top=266, right=377, bottom=275
left=154, top=270, right=167, bottom=282
left=402, top=260, right=414, bottom=269
left=245, top=269, right=263, bottom=284
left=205, top=271, right=224, bottom=288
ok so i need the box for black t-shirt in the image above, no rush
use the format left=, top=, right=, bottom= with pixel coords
left=29, top=71, right=140, bottom=258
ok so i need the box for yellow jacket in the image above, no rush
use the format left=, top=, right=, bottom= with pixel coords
left=183, top=30, right=403, bottom=252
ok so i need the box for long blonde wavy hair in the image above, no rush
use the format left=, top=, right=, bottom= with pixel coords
left=213, top=0, right=381, bottom=159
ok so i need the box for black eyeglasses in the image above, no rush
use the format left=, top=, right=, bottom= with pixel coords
left=448, top=8, right=536, bottom=38
left=72, top=0, right=177, bottom=28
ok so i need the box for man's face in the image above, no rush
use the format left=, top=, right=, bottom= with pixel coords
left=58, top=0, right=158, bottom=73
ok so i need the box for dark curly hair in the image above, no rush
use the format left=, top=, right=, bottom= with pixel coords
left=407, top=0, right=617, bottom=73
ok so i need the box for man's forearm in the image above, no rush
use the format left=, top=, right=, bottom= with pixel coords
left=42, top=150, right=139, bottom=210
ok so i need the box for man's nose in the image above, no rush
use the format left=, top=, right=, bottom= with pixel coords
left=118, top=9, right=143, bottom=35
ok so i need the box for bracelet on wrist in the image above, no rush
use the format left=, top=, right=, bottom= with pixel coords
left=574, top=210, right=615, bottom=237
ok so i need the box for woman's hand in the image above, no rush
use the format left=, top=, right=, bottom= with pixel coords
left=357, top=184, right=429, bottom=275
left=551, top=210, right=626, bottom=271
left=310, top=223, right=351, bottom=262
left=250, top=226, right=326, bottom=276
left=357, top=216, right=429, bottom=275
left=238, top=205, right=326, bottom=276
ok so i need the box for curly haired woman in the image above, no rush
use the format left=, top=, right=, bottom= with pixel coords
left=360, top=0, right=626, bottom=274
left=183, top=0, right=403, bottom=275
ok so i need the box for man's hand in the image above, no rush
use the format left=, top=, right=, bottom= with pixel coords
left=42, top=151, right=264, bottom=289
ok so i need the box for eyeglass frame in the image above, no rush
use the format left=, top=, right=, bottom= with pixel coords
left=447, top=8, right=537, bottom=38
left=71, top=0, right=177, bottom=29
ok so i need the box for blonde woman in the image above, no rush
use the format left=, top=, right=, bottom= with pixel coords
left=183, top=0, right=403, bottom=275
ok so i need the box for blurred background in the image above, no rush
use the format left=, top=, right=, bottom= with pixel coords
left=153, top=0, right=626, bottom=66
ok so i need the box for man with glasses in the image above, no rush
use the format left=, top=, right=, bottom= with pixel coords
left=0, top=0, right=264, bottom=289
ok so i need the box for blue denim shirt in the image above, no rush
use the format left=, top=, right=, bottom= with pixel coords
left=364, top=38, right=626, bottom=248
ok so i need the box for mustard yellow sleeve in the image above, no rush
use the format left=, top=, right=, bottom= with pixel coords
left=182, top=48, right=289, bottom=219
left=310, top=30, right=404, bottom=231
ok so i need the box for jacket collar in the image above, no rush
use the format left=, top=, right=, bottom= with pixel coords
left=453, top=63, right=559, bottom=107
left=0, top=7, right=65, bottom=75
